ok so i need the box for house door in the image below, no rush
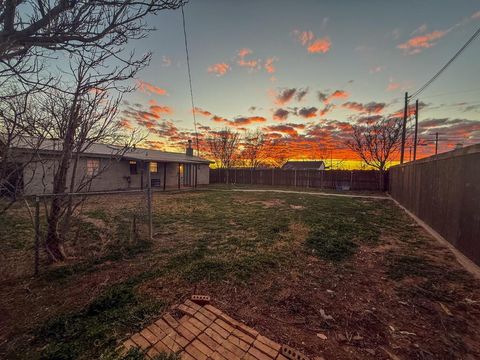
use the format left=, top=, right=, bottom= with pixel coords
left=179, top=164, right=184, bottom=186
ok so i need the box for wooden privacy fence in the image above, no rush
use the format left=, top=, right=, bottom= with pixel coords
left=210, top=168, right=387, bottom=191
left=389, top=144, right=480, bottom=266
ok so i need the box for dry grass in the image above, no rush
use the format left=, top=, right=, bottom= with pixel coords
left=1, top=189, right=480, bottom=360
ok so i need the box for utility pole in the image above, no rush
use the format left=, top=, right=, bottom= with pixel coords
left=400, top=92, right=409, bottom=164
left=413, top=99, right=419, bottom=161
left=435, top=132, right=439, bottom=155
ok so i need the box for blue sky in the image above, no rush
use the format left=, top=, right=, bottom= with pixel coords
left=120, top=0, right=480, bottom=160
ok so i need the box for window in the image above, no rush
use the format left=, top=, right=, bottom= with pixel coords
left=86, top=159, right=100, bottom=176
left=149, top=162, right=158, bottom=173
left=129, top=161, right=137, bottom=175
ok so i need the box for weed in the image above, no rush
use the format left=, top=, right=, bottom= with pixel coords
left=31, top=282, right=165, bottom=359
left=85, top=209, right=109, bottom=222
left=306, top=226, right=358, bottom=261
left=386, top=254, right=440, bottom=280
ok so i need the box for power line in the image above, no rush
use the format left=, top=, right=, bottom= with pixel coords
left=181, top=5, right=200, bottom=156
left=410, top=25, right=480, bottom=100
left=419, top=87, right=480, bottom=99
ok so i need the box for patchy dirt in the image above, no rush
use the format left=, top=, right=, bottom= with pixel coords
left=1, top=190, right=480, bottom=360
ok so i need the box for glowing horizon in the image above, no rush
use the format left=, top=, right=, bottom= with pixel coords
left=118, top=1, right=480, bottom=168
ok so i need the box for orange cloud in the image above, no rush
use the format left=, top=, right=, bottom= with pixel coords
left=293, top=30, right=331, bottom=54
left=387, top=81, right=401, bottom=91
left=295, top=30, right=314, bottom=45
left=342, top=101, right=386, bottom=114
left=137, top=80, right=168, bottom=96
left=297, top=107, right=318, bottom=118
left=237, top=48, right=260, bottom=71
left=273, top=108, right=289, bottom=121
left=264, top=57, right=278, bottom=73
left=119, top=119, right=133, bottom=130
left=264, top=124, right=299, bottom=137
left=150, top=105, right=173, bottom=116
left=208, top=63, right=230, bottom=76
left=307, top=37, right=331, bottom=53
left=325, top=90, right=349, bottom=103
left=193, top=107, right=212, bottom=117
left=233, top=116, right=267, bottom=126
left=319, top=104, right=334, bottom=117
left=397, top=30, right=448, bottom=54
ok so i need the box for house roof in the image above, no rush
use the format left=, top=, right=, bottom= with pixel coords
left=8, top=137, right=211, bottom=164
left=281, top=160, right=325, bottom=170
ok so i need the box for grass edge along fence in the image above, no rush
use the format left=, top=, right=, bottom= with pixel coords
left=210, top=168, right=388, bottom=191
left=389, top=143, right=480, bottom=266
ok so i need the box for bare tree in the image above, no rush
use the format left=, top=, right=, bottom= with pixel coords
left=0, top=88, right=49, bottom=212
left=206, top=128, right=239, bottom=184
left=241, top=129, right=267, bottom=168
left=267, top=140, right=290, bottom=168
left=40, top=47, right=145, bottom=261
left=346, top=117, right=403, bottom=187
left=0, top=0, right=186, bottom=99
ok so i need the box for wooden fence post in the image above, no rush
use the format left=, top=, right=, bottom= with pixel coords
left=34, top=196, right=40, bottom=276
left=147, top=169, right=153, bottom=240
left=130, top=214, right=137, bottom=244
left=294, top=170, right=297, bottom=187
left=272, top=168, right=274, bottom=186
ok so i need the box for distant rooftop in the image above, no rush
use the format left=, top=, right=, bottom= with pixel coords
left=281, top=160, right=325, bottom=170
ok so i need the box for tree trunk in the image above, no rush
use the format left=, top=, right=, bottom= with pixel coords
left=45, top=106, right=78, bottom=262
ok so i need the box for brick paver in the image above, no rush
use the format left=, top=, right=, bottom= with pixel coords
left=118, top=298, right=313, bottom=359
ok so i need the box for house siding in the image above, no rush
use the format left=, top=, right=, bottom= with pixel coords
left=22, top=156, right=210, bottom=195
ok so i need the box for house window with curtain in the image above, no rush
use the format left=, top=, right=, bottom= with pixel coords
left=149, top=162, right=158, bottom=173
left=86, top=159, right=100, bottom=176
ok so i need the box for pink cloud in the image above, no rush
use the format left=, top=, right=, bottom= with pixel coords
left=207, top=63, right=230, bottom=76
left=307, top=37, right=331, bottom=53
left=293, top=30, right=331, bottom=54
left=137, top=80, right=168, bottom=96
left=264, top=57, right=278, bottom=73
left=237, top=48, right=260, bottom=71
left=397, top=30, right=448, bottom=54
left=472, top=11, right=480, bottom=19
left=326, top=90, right=349, bottom=103
left=294, top=30, right=314, bottom=45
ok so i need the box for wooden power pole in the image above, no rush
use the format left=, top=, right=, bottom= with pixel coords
left=400, top=92, right=409, bottom=164
left=413, top=99, right=419, bottom=161
left=435, top=132, right=439, bottom=155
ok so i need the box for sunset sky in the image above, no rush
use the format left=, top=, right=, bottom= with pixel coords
left=120, top=0, right=480, bottom=167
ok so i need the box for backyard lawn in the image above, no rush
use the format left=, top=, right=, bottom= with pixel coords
left=1, top=189, right=480, bottom=359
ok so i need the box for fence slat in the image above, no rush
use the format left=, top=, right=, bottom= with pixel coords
left=210, top=168, right=387, bottom=191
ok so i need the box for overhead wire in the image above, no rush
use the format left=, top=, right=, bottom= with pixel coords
left=181, top=5, right=200, bottom=156
left=410, top=25, right=480, bottom=100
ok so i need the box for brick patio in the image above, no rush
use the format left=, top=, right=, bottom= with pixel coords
left=119, top=298, right=313, bottom=360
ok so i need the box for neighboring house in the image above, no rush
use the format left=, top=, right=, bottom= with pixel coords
left=281, top=160, right=326, bottom=170
left=4, top=138, right=211, bottom=195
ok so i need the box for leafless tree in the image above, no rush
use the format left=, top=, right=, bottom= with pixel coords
left=267, top=140, right=290, bottom=168
left=38, top=47, right=145, bottom=262
left=0, top=0, right=187, bottom=109
left=241, top=129, right=267, bottom=168
left=0, top=87, right=49, bottom=213
left=206, top=128, right=239, bottom=184
left=346, top=117, right=403, bottom=187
